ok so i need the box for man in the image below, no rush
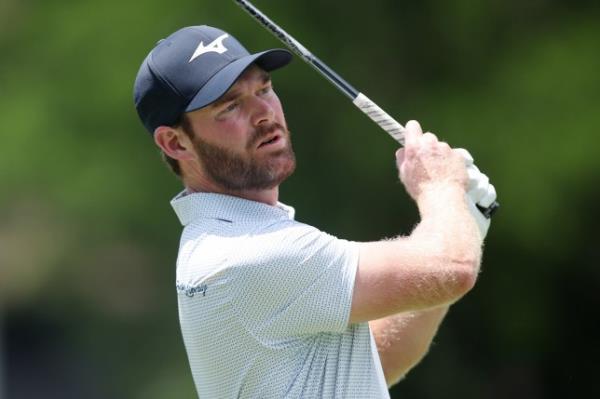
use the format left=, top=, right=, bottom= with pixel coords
left=133, top=26, right=496, bottom=398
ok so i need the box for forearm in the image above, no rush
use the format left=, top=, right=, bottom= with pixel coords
left=370, top=305, right=449, bottom=387
left=369, top=188, right=480, bottom=385
left=407, top=185, right=483, bottom=301
left=413, top=184, right=483, bottom=268
left=352, top=186, right=483, bottom=323
left=397, top=185, right=483, bottom=307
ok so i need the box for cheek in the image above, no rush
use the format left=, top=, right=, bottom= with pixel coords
left=269, top=96, right=285, bottom=121
left=213, top=119, right=250, bottom=147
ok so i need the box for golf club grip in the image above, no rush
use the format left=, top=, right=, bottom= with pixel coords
left=353, top=93, right=406, bottom=145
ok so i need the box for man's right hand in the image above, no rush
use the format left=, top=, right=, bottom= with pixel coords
left=395, top=120, right=468, bottom=205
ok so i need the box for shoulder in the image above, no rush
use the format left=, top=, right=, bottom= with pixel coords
left=228, top=220, right=359, bottom=289
left=241, top=219, right=353, bottom=261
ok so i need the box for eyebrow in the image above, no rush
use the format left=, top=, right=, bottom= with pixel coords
left=210, top=70, right=272, bottom=109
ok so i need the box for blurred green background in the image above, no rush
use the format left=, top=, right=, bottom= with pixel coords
left=1, top=0, right=599, bottom=397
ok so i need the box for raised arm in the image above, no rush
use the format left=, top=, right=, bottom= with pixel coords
left=369, top=307, right=449, bottom=386
left=349, top=120, right=483, bottom=324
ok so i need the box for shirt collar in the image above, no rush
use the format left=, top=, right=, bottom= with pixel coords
left=170, top=191, right=296, bottom=226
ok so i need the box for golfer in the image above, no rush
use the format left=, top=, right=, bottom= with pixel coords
left=133, top=25, right=496, bottom=399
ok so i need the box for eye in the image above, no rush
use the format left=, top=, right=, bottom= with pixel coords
left=215, top=101, right=240, bottom=120
left=222, top=101, right=239, bottom=113
left=259, top=85, right=272, bottom=96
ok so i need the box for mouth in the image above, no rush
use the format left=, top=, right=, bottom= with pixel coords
left=257, top=133, right=282, bottom=149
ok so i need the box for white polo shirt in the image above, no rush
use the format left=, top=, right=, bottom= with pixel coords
left=171, top=192, right=389, bottom=398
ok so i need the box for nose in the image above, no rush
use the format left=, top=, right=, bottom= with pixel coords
left=250, top=96, right=275, bottom=126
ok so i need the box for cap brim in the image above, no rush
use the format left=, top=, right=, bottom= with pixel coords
left=184, top=49, right=292, bottom=113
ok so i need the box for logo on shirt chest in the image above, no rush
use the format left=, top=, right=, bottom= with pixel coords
left=176, top=282, right=208, bottom=298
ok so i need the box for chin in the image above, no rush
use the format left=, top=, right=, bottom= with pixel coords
left=266, top=157, right=296, bottom=188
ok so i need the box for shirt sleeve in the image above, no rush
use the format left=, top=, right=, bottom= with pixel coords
left=229, top=220, right=359, bottom=346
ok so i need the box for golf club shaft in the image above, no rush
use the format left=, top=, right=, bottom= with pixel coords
left=234, top=0, right=406, bottom=144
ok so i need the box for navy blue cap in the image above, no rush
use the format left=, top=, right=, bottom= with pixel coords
left=133, top=26, right=292, bottom=134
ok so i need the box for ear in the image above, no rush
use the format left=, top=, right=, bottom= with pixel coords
left=153, top=126, right=195, bottom=161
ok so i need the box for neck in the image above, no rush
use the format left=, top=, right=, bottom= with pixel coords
left=184, top=178, right=280, bottom=206
left=181, top=162, right=281, bottom=206
left=232, top=187, right=280, bottom=206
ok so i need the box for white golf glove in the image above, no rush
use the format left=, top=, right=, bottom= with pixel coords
left=455, top=148, right=497, bottom=239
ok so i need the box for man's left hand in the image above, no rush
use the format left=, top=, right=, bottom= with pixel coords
left=455, top=148, right=497, bottom=239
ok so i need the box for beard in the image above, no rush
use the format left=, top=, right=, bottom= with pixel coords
left=190, top=122, right=296, bottom=192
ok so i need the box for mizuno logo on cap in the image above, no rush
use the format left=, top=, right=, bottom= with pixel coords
left=189, top=33, right=229, bottom=63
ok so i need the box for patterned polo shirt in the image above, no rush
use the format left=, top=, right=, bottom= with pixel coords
left=171, top=192, right=389, bottom=398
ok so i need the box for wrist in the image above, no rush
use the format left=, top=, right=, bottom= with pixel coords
left=416, top=183, right=467, bottom=219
